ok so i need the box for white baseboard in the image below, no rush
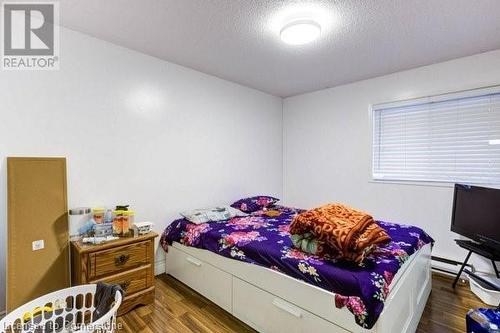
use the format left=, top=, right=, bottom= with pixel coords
left=155, top=260, right=166, bottom=276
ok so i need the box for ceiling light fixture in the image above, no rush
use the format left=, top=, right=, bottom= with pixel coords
left=280, top=19, right=321, bottom=45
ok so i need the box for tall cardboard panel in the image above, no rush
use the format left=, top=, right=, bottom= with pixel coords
left=7, top=157, right=69, bottom=311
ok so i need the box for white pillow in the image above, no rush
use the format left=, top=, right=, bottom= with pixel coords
left=180, top=205, right=247, bottom=224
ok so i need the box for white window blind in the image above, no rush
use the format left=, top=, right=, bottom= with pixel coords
left=373, top=87, right=500, bottom=184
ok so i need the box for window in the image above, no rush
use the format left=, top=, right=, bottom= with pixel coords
left=372, top=86, right=500, bottom=184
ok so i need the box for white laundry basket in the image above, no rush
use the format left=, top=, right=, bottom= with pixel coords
left=0, top=284, right=122, bottom=333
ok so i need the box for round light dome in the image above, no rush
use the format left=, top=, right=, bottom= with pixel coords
left=280, top=19, right=321, bottom=45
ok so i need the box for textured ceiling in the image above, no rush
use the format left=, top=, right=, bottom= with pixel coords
left=57, top=0, right=500, bottom=97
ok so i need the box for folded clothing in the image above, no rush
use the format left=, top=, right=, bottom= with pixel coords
left=289, top=204, right=391, bottom=264
left=290, top=232, right=319, bottom=254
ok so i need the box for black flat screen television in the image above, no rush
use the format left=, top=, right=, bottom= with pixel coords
left=451, top=184, right=500, bottom=250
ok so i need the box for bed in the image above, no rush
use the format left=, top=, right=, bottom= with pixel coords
left=161, top=205, right=433, bottom=333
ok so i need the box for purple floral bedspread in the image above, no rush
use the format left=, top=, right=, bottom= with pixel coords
left=160, top=205, right=433, bottom=329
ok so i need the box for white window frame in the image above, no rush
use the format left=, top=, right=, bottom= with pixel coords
left=371, top=85, right=500, bottom=186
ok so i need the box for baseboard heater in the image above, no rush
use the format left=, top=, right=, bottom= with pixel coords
left=431, top=255, right=474, bottom=277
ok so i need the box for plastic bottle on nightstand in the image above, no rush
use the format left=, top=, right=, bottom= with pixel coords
left=104, top=209, right=113, bottom=224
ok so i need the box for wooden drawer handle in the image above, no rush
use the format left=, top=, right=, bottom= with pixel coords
left=186, top=257, right=202, bottom=267
left=272, top=298, right=303, bottom=318
left=119, top=281, right=131, bottom=291
left=115, top=254, right=130, bottom=266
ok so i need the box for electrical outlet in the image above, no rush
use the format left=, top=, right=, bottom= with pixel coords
left=32, top=239, right=45, bottom=251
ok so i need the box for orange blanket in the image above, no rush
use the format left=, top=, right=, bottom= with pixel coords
left=289, top=204, right=391, bottom=264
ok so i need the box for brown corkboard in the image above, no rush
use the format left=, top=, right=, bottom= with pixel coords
left=7, top=157, right=69, bottom=311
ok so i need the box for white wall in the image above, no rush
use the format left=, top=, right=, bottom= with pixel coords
left=0, top=27, right=283, bottom=312
left=283, top=49, right=500, bottom=274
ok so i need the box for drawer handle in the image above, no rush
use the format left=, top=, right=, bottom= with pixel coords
left=119, top=281, right=131, bottom=291
left=115, top=254, right=130, bottom=266
left=272, top=299, right=303, bottom=318
left=186, top=257, right=202, bottom=267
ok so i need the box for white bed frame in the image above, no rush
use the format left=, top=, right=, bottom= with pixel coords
left=165, top=242, right=432, bottom=333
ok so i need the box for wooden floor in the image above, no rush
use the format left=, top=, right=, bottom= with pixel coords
left=417, top=274, right=488, bottom=333
left=118, top=273, right=489, bottom=333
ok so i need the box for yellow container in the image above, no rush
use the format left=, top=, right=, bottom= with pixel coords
left=92, top=208, right=105, bottom=224
left=112, top=210, right=124, bottom=236
left=122, top=211, right=135, bottom=236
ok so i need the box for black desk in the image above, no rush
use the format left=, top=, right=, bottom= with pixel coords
left=452, top=239, right=500, bottom=289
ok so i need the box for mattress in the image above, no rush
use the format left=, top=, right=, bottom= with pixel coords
left=160, top=205, right=433, bottom=329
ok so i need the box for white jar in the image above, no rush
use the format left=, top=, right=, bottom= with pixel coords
left=69, top=207, right=92, bottom=241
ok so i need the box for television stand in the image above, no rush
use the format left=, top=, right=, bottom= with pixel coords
left=452, top=239, right=500, bottom=289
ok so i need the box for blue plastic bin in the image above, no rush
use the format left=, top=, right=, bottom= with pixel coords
left=467, top=308, right=500, bottom=332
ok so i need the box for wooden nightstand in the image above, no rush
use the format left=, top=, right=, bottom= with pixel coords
left=70, top=232, right=158, bottom=316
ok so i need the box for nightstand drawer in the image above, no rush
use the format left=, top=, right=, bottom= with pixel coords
left=94, top=265, right=152, bottom=295
left=89, top=241, right=150, bottom=279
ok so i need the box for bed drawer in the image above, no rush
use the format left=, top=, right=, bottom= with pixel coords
left=166, top=246, right=232, bottom=312
left=233, top=277, right=349, bottom=333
